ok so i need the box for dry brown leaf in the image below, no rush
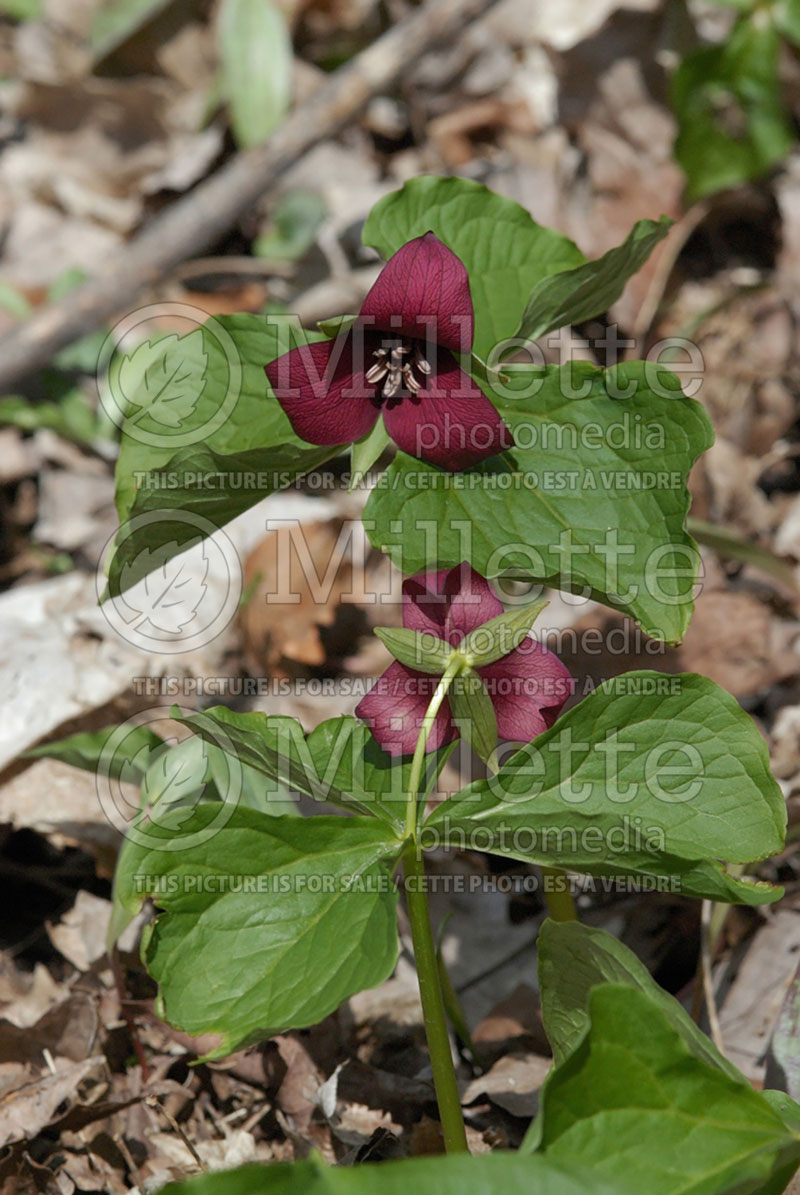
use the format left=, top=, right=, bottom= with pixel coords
left=472, top=982, right=551, bottom=1063
left=239, top=520, right=367, bottom=672
left=47, top=892, right=111, bottom=973
left=461, top=1052, right=551, bottom=1118
left=0, top=991, right=99, bottom=1067
left=0, top=1056, right=105, bottom=1149
left=677, top=591, right=797, bottom=698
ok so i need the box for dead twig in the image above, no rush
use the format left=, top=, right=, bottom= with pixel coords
left=0, top=0, right=498, bottom=394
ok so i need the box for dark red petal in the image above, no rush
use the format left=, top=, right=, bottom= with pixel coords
left=443, top=565, right=503, bottom=644
left=359, top=232, right=474, bottom=354
left=355, top=660, right=457, bottom=757
left=265, top=337, right=379, bottom=446
left=478, top=641, right=574, bottom=743
left=383, top=349, right=513, bottom=471
left=401, top=570, right=451, bottom=638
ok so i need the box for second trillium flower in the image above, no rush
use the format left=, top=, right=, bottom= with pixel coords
left=266, top=233, right=512, bottom=471
left=356, top=564, right=574, bottom=759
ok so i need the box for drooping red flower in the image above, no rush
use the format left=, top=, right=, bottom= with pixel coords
left=355, top=564, right=574, bottom=757
left=266, top=233, right=513, bottom=471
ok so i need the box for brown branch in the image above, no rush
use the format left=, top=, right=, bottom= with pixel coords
left=0, top=0, right=498, bottom=393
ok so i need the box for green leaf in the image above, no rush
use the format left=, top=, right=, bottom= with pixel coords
left=423, top=671, right=785, bottom=904
left=514, top=217, right=672, bottom=343
left=116, top=808, right=400, bottom=1057
left=373, top=626, right=453, bottom=674
left=362, top=176, right=585, bottom=360
left=254, top=189, right=327, bottom=261
left=365, top=360, right=713, bottom=644
left=461, top=598, right=549, bottom=667
left=672, top=15, right=794, bottom=202
left=113, top=313, right=325, bottom=520
left=537, top=919, right=744, bottom=1081
left=350, top=416, right=389, bottom=488
left=526, top=985, right=800, bottom=1194
left=114, top=334, right=207, bottom=430
left=317, top=313, right=359, bottom=338
left=218, top=0, right=292, bottom=149
left=203, top=742, right=298, bottom=817
left=176, top=707, right=450, bottom=829
left=449, top=669, right=498, bottom=764
left=26, top=723, right=164, bottom=784
left=156, top=1153, right=627, bottom=1195
left=140, top=736, right=211, bottom=811
left=0, top=391, right=106, bottom=449
left=107, top=438, right=338, bottom=598
left=109, top=314, right=343, bottom=596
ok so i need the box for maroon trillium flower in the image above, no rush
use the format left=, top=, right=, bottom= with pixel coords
left=266, top=233, right=513, bottom=471
left=355, top=564, right=574, bottom=757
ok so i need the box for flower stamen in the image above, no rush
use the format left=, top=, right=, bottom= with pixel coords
left=368, top=339, right=432, bottom=401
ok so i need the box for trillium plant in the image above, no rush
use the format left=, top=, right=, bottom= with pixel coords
left=41, top=178, right=799, bottom=1193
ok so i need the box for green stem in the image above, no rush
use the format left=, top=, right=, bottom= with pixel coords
left=404, top=655, right=463, bottom=839
left=539, top=865, right=578, bottom=921
left=403, top=841, right=469, bottom=1154
left=400, top=655, right=469, bottom=1153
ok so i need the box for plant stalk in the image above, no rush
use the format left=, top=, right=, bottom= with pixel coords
left=404, top=655, right=463, bottom=838
left=539, top=864, right=578, bottom=921
left=401, top=656, right=469, bottom=1153
left=402, top=841, right=469, bottom=1154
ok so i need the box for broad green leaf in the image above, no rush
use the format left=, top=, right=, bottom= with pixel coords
left=362, top=176, right=585, bottom=360
left=461, top=598, right=549, bottom=667
left=423, top=671, right=785, bottom=904
left=140, top=736, right=211, bottom=810
left=364, top=360, right=713, bottom=643
left=203, top=742, right=297, bottom=816
left=537, top=919, right=744, bottom=1081
left=108, top=730, right=297, bottom=948
left=90, top=0, right=173, bottom=59
left=116, top=808, right=400, bottom=1057
left=373, top=626, right=452, bottom=674
left=672, top=15, right=794, bottom=202
left=177, top=707, right=451, bottom=829
left=514, top=217, right=672, bottom=343
left=114, top=334, right=207, bottom=430
left=26, top=722, right=164, bottom=784
left=449, top=669, right=498, bottom=764
left=157, top=1153, right=627, bottom=1195
left=106, top=438, right=338, bottom=598
left=525, top=985, right=800, bottom=1194
left=218, top=0, right=292, bottom=149
left=108, top=314, right=343, bottom=596
left=113, top=313, right=311, bottom=521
